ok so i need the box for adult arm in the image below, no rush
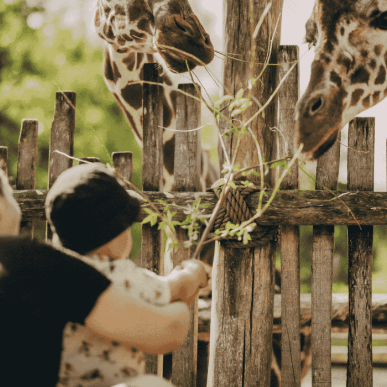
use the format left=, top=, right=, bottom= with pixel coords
left=85, top=282, right=190, bottom=354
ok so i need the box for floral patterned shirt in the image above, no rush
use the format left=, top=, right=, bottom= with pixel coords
left=56, top=254, right=171, bottom=387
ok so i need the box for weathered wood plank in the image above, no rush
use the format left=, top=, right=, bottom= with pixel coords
left=311, top=132, right=340, bottom=387
left=112, top=151, right=133, bottom=188
left=208, top=0, right=283, bottom=385
left=346, top=117, right=374, bottom=387
left=141, top=63, right=164, bottom=377
left=16, top=119, right=38, bottom=238
left=278, top=45, right=301, bottom=387
left=15, top=189, right=387, bottom=225
left=171, top=83, right=201, bottom=387
left=47, top=91, right=76, bottom=239
left=198, top=294, right=387, bottom=334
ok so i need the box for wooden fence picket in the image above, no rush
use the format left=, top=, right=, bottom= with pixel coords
left=171, top=83, right=202, bottom=387
left=347, top=117, right=374, bottom=386
left=278, top=45, right=301, bottom=387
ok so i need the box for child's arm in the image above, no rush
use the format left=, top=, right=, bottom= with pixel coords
left=85, top=281, right=190, bottom=354
left=165, top=260, right=209, bottom=306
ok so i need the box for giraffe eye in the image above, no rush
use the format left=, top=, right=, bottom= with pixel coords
left=375, top=11, right=387, bottom=30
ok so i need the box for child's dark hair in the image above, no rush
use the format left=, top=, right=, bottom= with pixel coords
left=45, top=163, right=141, bottom=255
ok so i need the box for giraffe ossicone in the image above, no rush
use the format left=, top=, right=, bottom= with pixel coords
left=296, top=0, right=387, bottom=159
left=94, top=0, right=216, bottom=191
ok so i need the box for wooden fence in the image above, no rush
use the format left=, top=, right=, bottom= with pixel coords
left=3, top=49, right=387, bottom=387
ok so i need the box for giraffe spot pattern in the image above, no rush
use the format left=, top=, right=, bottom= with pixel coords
left=350, top=89, right=364, bottom=106
left=362, top=94, right=371, bottom=108
left=374, top=44, right=383, bottom=56
left=95, top=11, right=101, bottom=27
left=340, top=27, right=345, bottom=36
left=136, top=53, right=144, bottom=69
left=337, top=53, right=353, bottom=73
left=375, top=65, right=386, bottom=85
left=361, top=49, right=368, bottom=58
left=113, top=62, right=122, bottom=80
left=123, top=52, right=136, bottom=72
left=373, top=91, right=380, bottom=103
left=114, top=4, right=125, bottom=16
left=369, top=59, right=377, bottom=70
left=350, top=66, right=370, bottom=85
left=104, top=50, right=115, bottom=83
left=330, top=71, right=341, bottom=87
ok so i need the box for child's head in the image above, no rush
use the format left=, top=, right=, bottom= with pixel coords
left=45, top=163, right=141, bottom=258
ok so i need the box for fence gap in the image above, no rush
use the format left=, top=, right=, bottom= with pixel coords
left=278, top=45, right=301, bottom=387
left=170, top=83, right=201, bottom=387
left=311, top=132, right=341, bottom=387
left=16, top=119, right=39, bottom=238
left=141, top=63, right=164, bottom=377
left=47, top=91, right=76, bottom=239
left=346, top=117, right=374, bottom=386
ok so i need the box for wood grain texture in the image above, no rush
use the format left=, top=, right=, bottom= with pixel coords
left=346, top=117, right=374, bottom=387
left=141, top=64, right=164, bottom=377
left=174, top=84, right=201, bottom=192
left=112, top=151, right=133, bottom=188
left=16, top=119, right=38, bottom=238
left=15, top=189, right=387, bottom=225
left=278, top=45, right=301, bottom=387
left=47, top=91, right=76, bottom=239
left=171, top=83, right=201, bottom=387
left=311, top=132, right=340, bottom=387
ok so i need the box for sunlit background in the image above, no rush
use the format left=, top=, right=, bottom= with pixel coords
left=1, top=0, right=387, bottom=295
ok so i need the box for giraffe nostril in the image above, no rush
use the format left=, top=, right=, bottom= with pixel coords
left=308, top=95, right=325, bottom=116
left=171, top=15, right=195, bottom=37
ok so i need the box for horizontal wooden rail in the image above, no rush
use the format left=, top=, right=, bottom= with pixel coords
left=197, top=294, right=387, bottom=336
left=15, top=189, right=387, bottom=225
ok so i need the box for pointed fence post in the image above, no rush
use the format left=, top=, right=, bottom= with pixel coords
left=16, top=119, right=39, bottom=238
left=47, top=91, right=76, bottom=239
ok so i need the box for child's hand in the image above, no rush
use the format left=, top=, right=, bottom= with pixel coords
left=168, top=260, right=209, bottom=306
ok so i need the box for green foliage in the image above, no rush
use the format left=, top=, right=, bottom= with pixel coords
left=0, top=0, right=142, bottom=192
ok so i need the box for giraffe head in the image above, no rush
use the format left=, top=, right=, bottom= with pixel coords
left=95, top=0, right=214, bottom=73
left=295, top=0, right=387, bottom=159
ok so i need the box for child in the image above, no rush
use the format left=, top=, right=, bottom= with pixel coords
left=45, top=163, right=208, bottom=387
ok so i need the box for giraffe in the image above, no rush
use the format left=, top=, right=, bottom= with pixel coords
left=93, top=1, right=312, bottom=385
left=295, top=0, right=387, bottom=159
left=94, top=0, right=217, bottom=191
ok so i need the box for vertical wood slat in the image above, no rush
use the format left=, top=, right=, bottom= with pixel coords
left=171, top=83, right=201, bottom=387
left=47, top=91, right=76, bottom=239
left=0, top=147, right=8, bottom=175
left=112, top=152, right=133, bottom=188
left=141, top=63, right=164, bottom=377
left=16, top=119, right=39, bottom=238
left=278, top=45, right=301, bottom=387
left=208, top=0, right=282, bottom=385
left=346, top=117, right=374, bottom=387
left=312, top=133, right=341, bottom=387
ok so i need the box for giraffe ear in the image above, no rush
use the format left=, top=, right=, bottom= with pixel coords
left=304, top=16, right=318, bottom=48
left=94, top=3, right=116, bottom=43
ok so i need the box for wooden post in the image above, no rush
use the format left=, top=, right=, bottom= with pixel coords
left=170, top=83, right=201, bottom=387
left=0, top=147, right=7, bottom=175
left=278, top=45, right=301, bottom=387
left=141, top=63, right=164, bottom=377
left=311, top=135, right=341, bottom=386
left=16, top=119, right=39, bottom=238
left=208, top=0, right=283, bottom=385
left=47, top=91, right=76, bottom=239
left=112, top=151, right=133, bottom=188
left=346, top=117, right=374, bottom=387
